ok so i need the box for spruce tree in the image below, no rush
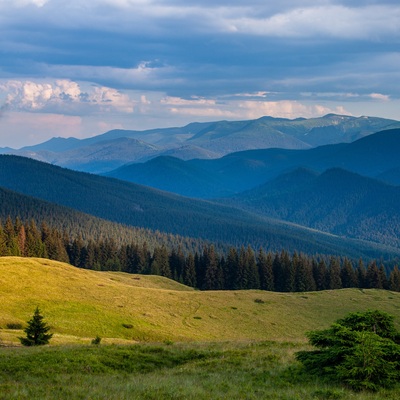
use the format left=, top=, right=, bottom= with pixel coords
left=19, top=307, right=53, bottom=346
left=328, top=256, right=342, bottom=289
left=389, top=266, right=400, bottom=292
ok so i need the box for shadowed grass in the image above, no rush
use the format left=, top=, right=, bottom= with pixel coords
left=0, top=341, right=399, bottom=399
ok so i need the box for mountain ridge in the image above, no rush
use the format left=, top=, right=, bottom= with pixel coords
left=106, top=128, right=400, bottom=198
left=4, top=114, right=399, bottom=173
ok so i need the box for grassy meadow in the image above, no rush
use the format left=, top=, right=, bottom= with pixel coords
left=1, top=256, right=400, bottom=399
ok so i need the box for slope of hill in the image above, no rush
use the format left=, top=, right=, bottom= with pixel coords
left=1, top=257, right=399, bottom=345
left=226, top=168, right=400, bottom=247
left=105, top=156, right=230, bottom=198
left=378, top=167, right=400, bottom=185
left=0, top=185, right=213, bottom=253
left=107, top=128, right=400, bottom=199
left=0, top=155, right=398, bottom=259
left=5, top=114, right=399, bottom=173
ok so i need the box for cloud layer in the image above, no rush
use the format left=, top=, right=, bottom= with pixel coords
left=0, top=0, right=399, bottom=147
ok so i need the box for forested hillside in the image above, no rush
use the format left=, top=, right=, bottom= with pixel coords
left=0, top=186, right=210, bottom=254
left=2, top=155, right=398, bottom=259
left=226, top=168, right=400, bottom=247
left=1, top=216, right=399, bottom=292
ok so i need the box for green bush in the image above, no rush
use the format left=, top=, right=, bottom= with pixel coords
left=91, top=336, right=102, bottom=345
left=296, top=310, right=400, bottom=391
left=6, top=322, right=23, bottom=330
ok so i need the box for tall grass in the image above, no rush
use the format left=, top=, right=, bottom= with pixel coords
left=0, top=341, right=399, bottom=399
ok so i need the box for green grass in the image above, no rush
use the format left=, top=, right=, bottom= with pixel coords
left=1, top=257, right=400, bottom=345
left=2, top=257, right=400, bottom=398
left=0, top=341, right=399, bottom=399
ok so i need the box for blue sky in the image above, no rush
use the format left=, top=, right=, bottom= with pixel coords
left=1, top=0, right=399, bottom=147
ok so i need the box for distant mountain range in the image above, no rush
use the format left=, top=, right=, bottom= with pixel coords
left=103, top=128, right=400, bottom=248
left=2, top=114, right=399, bottom=173
left=0, top=154, right=397, bottom=260
left=1, top=114, right=400, bottom=260
left=105, top=128, right=400, bottom=198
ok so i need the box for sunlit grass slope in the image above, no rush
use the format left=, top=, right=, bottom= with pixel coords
left=1, top=257, right=400, bottom=345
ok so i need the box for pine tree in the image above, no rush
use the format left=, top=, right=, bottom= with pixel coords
left=244, top=245, right=260, bottom=289
left=151, top=245, right=171, bottom=278
left=224, top=247, right=238, bottom=290
left=355, top=258, right=367, bottom=288
left=0, top=222, right=6, bottom=256
left=328, top=256, right=342, bottom=289
left=257, top=248, right=274, bottom=291
left=203, top=245, right=223, bottom=290
left=389, top=266, right=400, bottom=292
left=366, top=261, right=382, bottom=289
left=183, top=252, right=197, bottom=288
left=341, top=258, right=357, bottom=288
left=313, top=259, right=328, bottom=291
left=379, top=264, right=389, bottom=290
left=19, top=307, right=53, bottom=346
left=4, top=216, right=20, bottom=256
left=295, top=253, right=316, bottom=292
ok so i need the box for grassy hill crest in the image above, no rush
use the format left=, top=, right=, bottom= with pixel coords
left=1, top=257, right=399, bottom=346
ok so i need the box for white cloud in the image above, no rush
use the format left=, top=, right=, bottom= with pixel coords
left=161, top=96, right=217, bottom=106
left=369, top=93, right=390, bottom=101
left=160, top=95, right=352, bottom=120
left=0, top=79, right=136, bottom=114
left=6, top=0, right=49, bottom=7
left=226, top=5, right=400, bottom=40
left=235, top=100, right=352, bottom=119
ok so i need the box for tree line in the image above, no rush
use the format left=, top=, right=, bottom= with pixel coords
left=1, top=216, right=400, bottom=292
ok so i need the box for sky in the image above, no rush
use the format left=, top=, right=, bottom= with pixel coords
left=0, top=0, right=399, bottom=148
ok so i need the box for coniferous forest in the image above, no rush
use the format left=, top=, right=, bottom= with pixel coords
left=2, top=216, right=399, bottom=293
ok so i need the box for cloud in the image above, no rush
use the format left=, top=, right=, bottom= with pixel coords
left=226, top=5, right=400, bottom=40
left=160, top=94, right=352, bottom=120
left=0, top=79, right=136, bottom=114
left=369, top=93, right=390, bottom=101
left=0, top=0, right=399, bottom=148
left=8, top=0, right=49, bottom=7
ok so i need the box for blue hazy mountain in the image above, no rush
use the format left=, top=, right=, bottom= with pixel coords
left=106, top=128, right=400, bottom=198
left=6, top=114, right=400, bottom=173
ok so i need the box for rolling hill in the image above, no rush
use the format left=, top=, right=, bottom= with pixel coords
left=0, top=155, right=398, bottom=259
left=1, top=257, right=399, bottom=345
left=5, top=114, right=400, bottom=173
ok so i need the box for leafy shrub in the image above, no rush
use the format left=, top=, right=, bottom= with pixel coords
left=296, top=310, right=400, bottom=391
left=91, top=336, right=102, bottom=345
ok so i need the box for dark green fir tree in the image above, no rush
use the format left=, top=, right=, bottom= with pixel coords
left=19, top=307, right=53, bottom=346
